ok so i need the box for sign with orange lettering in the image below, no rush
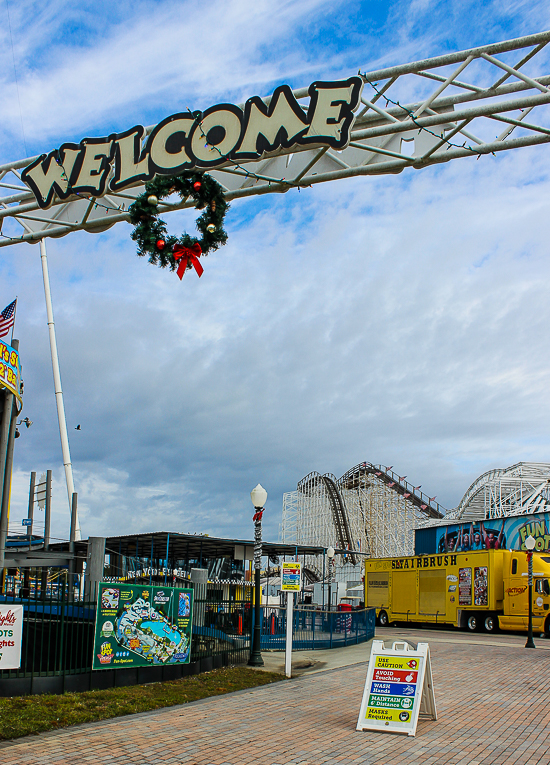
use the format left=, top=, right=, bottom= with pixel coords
left=0, top=341, right=21, bottom=403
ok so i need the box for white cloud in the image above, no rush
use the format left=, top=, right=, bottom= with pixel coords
left=0, top=0, right=340, bottom=151
left=3, top=0, right=550, bottom=545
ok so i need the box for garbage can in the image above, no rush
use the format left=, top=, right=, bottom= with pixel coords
left=337, top=602, right=352, bottom=631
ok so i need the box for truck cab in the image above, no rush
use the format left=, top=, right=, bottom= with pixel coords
left=499, top=552, right=550, bottom=634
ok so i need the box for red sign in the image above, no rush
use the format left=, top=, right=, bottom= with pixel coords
left=373, top=668, right=419, bottom=683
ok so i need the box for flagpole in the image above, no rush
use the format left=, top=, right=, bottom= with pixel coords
left=10, top=297, right=17, bottom=345
left=39, top=238, right=81, bottom=541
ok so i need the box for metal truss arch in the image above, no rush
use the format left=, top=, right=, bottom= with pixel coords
left=2, top=31, right=550, bottom=245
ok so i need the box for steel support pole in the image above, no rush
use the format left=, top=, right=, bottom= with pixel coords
left=68, top=492, right=78, bottom=589
left=0, top=394, right=13, bottom=573
left=40, top=239, right=81, bottom=540
left=27, top=471, right=36, bottom=551
left=526, top=551, right=536, bottom=649
left=285, top=590, right=293, bottom=678
left=0, top=337, right=19, bottom=575
left=40, top=469, right=53, bottom=598
left=0, top=393, right=13, bottom=519
left=44, top=469, right=52, bottom=551
left=0, top=386, right=16, bottom=573
left=248, top=512, right=264, bottom=667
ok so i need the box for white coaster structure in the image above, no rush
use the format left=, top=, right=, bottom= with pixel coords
left=282, top=463, right=445, bottom=580
left=423, top=462, right=550, bottom=524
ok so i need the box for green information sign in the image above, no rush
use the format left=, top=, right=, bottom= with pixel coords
left=92, top=582, right=193, bottom=671
left=368, top=694, right=415, bottom=710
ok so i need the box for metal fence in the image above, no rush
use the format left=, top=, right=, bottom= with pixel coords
left=0, top=589, right=375, bottom=695
left=261, top=606, right=376, bottom=650
left=0, top=591, right=251, bottom=695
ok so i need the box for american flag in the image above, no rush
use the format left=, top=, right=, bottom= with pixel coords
left=0, top=299, right=17, bottom=339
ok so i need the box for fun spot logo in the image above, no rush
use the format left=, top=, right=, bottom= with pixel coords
left=97, top=641, right=114, bottom=665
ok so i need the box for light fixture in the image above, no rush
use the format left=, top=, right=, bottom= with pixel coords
left=15, top=417, right=33, bottom=438
left=248, top=483, right=267, bottom=667
left=250, top=484, right=267, bottom=509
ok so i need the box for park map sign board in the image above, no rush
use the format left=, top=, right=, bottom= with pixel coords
left=93, top=582, right=193, bottom=671
left=357, top=640, right=437, bottom=737
left=21, top=78, right=363, bottom=209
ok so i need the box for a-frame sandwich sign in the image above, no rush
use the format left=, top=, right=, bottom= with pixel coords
left=356, top=640, right=437, bottom=737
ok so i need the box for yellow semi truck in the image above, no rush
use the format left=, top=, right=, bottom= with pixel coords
left=365, top=550, right=550, bottom=634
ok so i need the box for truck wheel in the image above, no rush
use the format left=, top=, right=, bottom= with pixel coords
left=483, top=614, right=497, bottom=633
left=466, top=614, right=478, bottom=632
left=378, top=610, right=389, bottom=627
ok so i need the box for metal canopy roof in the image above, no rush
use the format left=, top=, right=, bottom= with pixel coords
left=62, top=531, right=329, bottom=560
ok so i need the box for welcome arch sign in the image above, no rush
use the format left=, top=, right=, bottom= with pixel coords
left=0, top=30, right=549, bottom=249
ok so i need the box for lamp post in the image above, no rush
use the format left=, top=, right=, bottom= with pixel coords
left=525, top=534, right=536, bottom=649
left=248, top=483, right=267, bottom=667
left=327, top=546, right=335, bottom=611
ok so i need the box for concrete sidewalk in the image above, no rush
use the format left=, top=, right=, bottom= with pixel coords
left=3, top=633, right=550, bottom=765
left=258, top=624, right=550, bottom=676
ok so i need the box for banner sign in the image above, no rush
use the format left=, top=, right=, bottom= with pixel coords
left=0, top=342, right=22, bottom=403
left=434, top=513, right=550, bottom=554
left=0, top=605, right=24, bottom=670
left=357, top=641, right=436, bottom=737
left=281, top=561, right=302, bottom=591
left=22, top=77, right=364, bottom=209
left=92, top=582, right=193, bottom=671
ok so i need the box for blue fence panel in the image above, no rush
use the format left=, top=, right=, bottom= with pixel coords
left=260, top=606, right=375, bottom=650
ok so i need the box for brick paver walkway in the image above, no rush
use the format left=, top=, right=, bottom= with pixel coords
left=2, top=641, right=550, bottom=765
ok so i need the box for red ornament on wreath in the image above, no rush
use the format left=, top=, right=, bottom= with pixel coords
left=156, top=239, right=165, bottom=250
left=193, top=181, right=202, bottom=191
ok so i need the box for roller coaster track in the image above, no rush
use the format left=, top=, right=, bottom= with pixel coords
left=295, top=463, right=444, bottom=566
left=340, top=463, right=445, bottom=520
left=298, top=472, right=357, bottom=564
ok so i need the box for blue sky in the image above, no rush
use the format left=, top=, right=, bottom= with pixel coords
left=2, top=0, right=550, bottom=544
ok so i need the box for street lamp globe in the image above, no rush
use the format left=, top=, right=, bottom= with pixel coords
left=251, top=484, right=267, bottom=509
left=327, top=546, right=335, bottom=559
left=525, top=535, right=536, bottom=551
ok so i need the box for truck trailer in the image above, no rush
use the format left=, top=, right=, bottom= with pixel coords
left=365, top=549, right=550, bottom=634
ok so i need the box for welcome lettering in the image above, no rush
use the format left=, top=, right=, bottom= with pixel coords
left=22, top=77, right=363, bottom=209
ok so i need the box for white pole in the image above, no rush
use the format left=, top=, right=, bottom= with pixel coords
left=285, top=591, right=293, bottom=678
left=39, top=239, right=81, bottom=540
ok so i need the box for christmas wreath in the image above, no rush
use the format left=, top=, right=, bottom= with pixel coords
left=129, top=172, right=228, bottom=278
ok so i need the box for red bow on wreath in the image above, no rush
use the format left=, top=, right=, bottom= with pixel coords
left=173, top=242, right=204, bottom=279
